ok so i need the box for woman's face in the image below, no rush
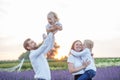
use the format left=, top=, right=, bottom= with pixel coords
left=73, top=41, right=83, bottom=52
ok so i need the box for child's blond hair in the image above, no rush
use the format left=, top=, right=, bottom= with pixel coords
left=47, top=11, right=59, bottom=22
left=84, top=39, right=94, bottom=52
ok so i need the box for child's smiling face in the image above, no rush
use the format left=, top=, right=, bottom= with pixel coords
left=47, top=14, right=55, bottom=24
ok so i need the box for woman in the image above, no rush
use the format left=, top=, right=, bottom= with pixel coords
left=67, top=40, right=90, bottom=80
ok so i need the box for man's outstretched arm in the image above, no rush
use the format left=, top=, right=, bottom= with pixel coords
left=30, top=32, right=54, bottom=58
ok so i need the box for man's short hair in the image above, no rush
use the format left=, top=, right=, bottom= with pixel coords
left=23, top=38, right=31, bottom=51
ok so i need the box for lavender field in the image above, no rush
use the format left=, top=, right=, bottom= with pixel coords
left=0, top=66, right=120, bottom=80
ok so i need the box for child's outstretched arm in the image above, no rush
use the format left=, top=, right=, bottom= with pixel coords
left=46, top=26, right=58, bottom=33
left=71, top=48, right=89, bottom=57
left=53, top=22, right=62, bottom=31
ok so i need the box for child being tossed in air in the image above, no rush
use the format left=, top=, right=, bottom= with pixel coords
left=43, top=11, right=63, bottom=40
left=71, top=39, right=96, bottom=80
left=44, top=11, right=63, bottom=51
left=46, top=11, right=62, bottom=35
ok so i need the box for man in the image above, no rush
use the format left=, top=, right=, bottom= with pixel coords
left=23, top=32, right=54, bottom=80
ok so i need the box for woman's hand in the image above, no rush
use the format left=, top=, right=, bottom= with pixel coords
left=82, top=60, right=90, bottom=68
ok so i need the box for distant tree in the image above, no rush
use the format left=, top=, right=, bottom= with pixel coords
left=47, top=42, right=60, bottom=59
left=18, top=51, right=30, bottom=60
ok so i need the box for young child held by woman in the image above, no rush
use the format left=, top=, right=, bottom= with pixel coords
left=71, top=39, right=96, bottom=80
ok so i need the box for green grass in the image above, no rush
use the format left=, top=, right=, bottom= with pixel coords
left=0, top=57, right=120, bottom=70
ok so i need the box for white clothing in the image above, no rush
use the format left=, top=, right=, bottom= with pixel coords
left=29, top=32, right=54, bottom=80
left=71, top=48, right=97, bottom=71
left=46, top=21, right=62, bottom=34
left=67, top=54, right=85, bottom=75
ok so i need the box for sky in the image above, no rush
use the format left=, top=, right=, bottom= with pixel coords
left=0, top=0, right=120, bottom=60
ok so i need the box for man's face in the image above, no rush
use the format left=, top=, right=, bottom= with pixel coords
left=27, top=40, right=37, bottom=50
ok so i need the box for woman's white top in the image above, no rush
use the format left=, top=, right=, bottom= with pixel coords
left=71, top=48, right=97, bottom=71
left=67, top=54, right=85, bottom=75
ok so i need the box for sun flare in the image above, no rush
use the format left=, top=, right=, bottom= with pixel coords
left=54, top=49, right=68, bottom=60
